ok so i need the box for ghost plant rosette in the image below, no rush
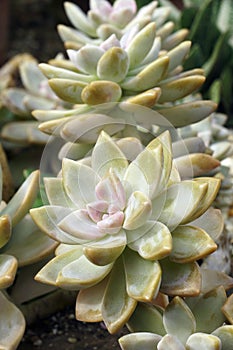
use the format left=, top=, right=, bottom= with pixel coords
left=30, top=130, right=222, bottom=333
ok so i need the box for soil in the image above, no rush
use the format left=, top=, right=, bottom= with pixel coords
left=18, top=305, right=127, bottom=349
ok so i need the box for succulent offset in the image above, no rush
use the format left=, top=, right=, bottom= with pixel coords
left=119, top=280, right=233, bottom=350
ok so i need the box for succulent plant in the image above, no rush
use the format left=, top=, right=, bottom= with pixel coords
left=161, top=0, right=233, bottom=124
left=30, top=130, right=223, bottom=333
left=58, top=0, right=171, bottom=49
left=119, top=276, right=233, bottom=350
left=0, top=167, right=57, bottom=349
left=0, top=55, right=70, bottom=145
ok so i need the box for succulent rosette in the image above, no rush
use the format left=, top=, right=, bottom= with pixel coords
left=30, top=130, right=222, bottom=333
left=33, top=6, right=217, bottom=140
left=0, top=56, right=70, bottom=145
left=58, top=0, right=173, bottom=49
left=119, top=277, right=233, bottom=350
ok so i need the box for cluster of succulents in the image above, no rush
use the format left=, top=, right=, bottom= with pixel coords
left=0, top=0, right=232, bottom=349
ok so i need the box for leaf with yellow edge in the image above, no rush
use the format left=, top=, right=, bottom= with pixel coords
left=127, top=221, right=172, bottom=261
left=57, top=254, right=113, bottom=290
left=0, top=291, right=26, bottom=350
left=127, top=302, right=166, bottom=335
left=170, top=225, right=217, bottom=263
left=35, top=246, right=83, bottom=286
left=222, top=294, right=233, bottom=325
left=0, top=215, right=11, bottom=248
left=160, top=259, right=201, bottom=297
left=92, top=130, right=128, bottom=179
left=0, top=254, right=18, bottom=289
left=76, top=275, right=109, bottom=322
left=163, top=296, right=196, bottom=345
left=1, top=170, right=39, bottom=226
left=123, top=248, right=161, bottom=302
left=102, top=257, right=137, bottom=334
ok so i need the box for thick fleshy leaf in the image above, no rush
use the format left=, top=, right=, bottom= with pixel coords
left=126, top=88, right=161, bottom=108
left=166, top=41, right=191, bottom=72
left=186, top=333, right=221, bottom=350
left=92, top=130, right=128, bottom=179
left=147, top=131, right=173, bottom=195
left=44, top=177, right=76, bottom=207
left=67, top=46, right=104, bottom=75
left=123, top=248, right=161, bottom=302
left=123, top=191, right=152, bottom=230
left=121, top=56, right=169, bottom=91
left=160, top=259, right=201, bottom=296
left=128, top=221, right=172, bottom=260
left=102, top=257, right=137, bottom=334
left=30, top=205, right=81, bottom=244
left=158, top=76, right=205, bottom=103
left=76, top=276, right=109, bottom=322
left=83, top=230, right=127, bottom=265
left=158, top=101, right=217, bottom=128
left=170, top=225, right=217, bottom=263
left=0, top=254, right=18, bottom=289
left=127, top=303, right=166, bottom=335
left=2, top=215, right=57, bottom=266
left=156, top=181, right=208, bottom=230
left=141, top=37, right=161, bottom=65
left=97, top=47, right=129, bottom=82
left=95, top=168, right=126, bottom=209
left=119, top=332, right=162, bottom=350
left=0, top=291, right=26, bottom=350
left=35, top=246, right=83, bottom=285
left=126, top=23, right=156, bottom=69
left=61, top=113, right=125, bottom=143
left=48, top=78, right=87, bottom=104
left=19, top=60, right=46, bottom=95
left=157, top=334, right=186, bottom=350
left=39, top=63, right=95, bottom=82
left=174, top=154, right=220, bottom=179
left=1, top=170, right=39, bottom=226
left=190, top=207, right=224, bottom=241
left=191, top=178, right=221, bottom=220
left=57, top=254, right=113, bottom=290
left=212, top=325, right=233, bottom=350
left=81, top=81, right=122, bottom=104
left=123, top=144, right=163, bottom=199
left=62, top=158, right=99, bottom=207
left=222, top=294, right=233, bottom=324
left=0, top=215, right=11, bottom=248
left=186, top=286, right=227, bottom=333
left=64, top=2, right=96, bottom=36
left=58, top=209, right=104, bottom=240
left=163, top=297, right=196, bottom=345
left=200, top=268, right=233, bottom=294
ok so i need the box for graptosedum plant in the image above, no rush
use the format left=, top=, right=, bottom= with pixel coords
left=32, top=0, right=217, bottom=139
left=119, top=285, right=233, bottom=350
left=0, top=55, right=69, bottom=145
left=30, top=129, right=223, bottom=334
left=0, top=166, right=58, bottom=349
left=0, top=0, right=232, bottom=349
